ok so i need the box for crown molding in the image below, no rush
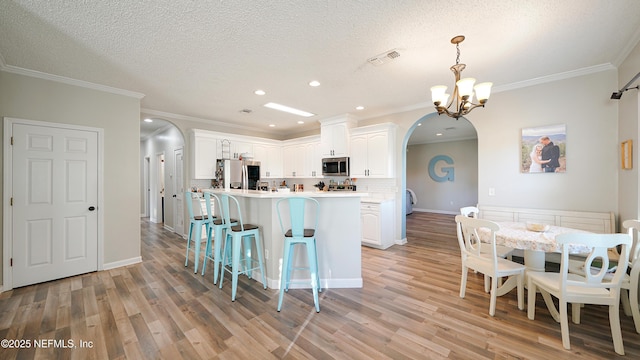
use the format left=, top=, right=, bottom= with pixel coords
left=613, top=26, right=640, bottom=67
left=141, top=108, right=281, bottom=136
left=492, top=63, right=616, bottom=93
left=357, top=63, right=617, bottom=122
left=0, top=57, right=144, bottom=99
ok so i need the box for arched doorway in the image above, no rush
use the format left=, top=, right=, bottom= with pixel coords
left=140, top=118, right=186, bottom=235
left=400, top=113, right=478, bottom=239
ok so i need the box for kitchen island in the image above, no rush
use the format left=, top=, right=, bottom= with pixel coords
left=204, top=189, right=366, bottom=289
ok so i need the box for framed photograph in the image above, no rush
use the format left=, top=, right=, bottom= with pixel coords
left=521, top=124, right=566, bottom=173
left=621, top=140, right=632, bottom=169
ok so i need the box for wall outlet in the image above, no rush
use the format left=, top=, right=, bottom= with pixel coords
left=488, top=187, right=495, bottom=196
left=265, top=249, right=269, bottom=260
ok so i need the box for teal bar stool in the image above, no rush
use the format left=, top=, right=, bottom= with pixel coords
left=276, top=197, right=321, bottom=312
left=201, top=192, right=237, bottom=284
left=218, top=193, right=267, bottom=301
left=185, top=191, right=211, bottom=273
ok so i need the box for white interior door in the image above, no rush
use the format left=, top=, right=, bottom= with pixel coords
left=174, top=148, right=184, bottom=237
left=11, top=122, right=98, bottom=287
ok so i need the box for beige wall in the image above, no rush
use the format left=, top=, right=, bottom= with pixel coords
left=0, top=71, right=141, bottom=287
left=407, top=139, right=479, bottom=213
left=357, top=67, right=621, bottom=238
left=617, top=41, right=640, bottom=227
left=470, top=69, right=619, bottom=213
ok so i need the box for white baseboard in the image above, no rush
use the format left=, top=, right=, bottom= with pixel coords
left=411, top=208, right=458, bottom=215
left=103, top=256, right=142, bottom=270
left=396, top=237, right=407, bottom=245
left=163, top=224, right=175, bottom=232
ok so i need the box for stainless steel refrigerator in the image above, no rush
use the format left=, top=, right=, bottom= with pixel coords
left=217, top=159, right=261, bottom=190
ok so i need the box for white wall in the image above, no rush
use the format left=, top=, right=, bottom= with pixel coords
left=407, top=139, right=478, bottom=213
left=0, top=70, right=142, bottom=285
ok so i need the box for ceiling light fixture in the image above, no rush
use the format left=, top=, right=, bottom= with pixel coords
left=356, top=106, right=364, bottom=110
left=309, top=80, right=320, bottom=87
left=430, top=35, right=492, bottom=119
left=264, top=102, right=315, bottom=117
left=254, top=89, right=266, bottom=95
left=144, top=118, right=153, bottom=123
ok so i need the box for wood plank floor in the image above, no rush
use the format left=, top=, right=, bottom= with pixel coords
left=1, top=212, right=639, bottom=359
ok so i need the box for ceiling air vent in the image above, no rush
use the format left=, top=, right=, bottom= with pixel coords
left=367, top=49, right=400, bottom=66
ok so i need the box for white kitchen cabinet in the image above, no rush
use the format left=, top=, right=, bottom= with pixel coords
left=282, top=144, right=301, bottom=177
left=308, top=141, right=322, bottom=177
left=282, top=136, right=321, bottom=178
left=361, top=199, right=395, bottom=249
left=253, top=143, right=283, bottom=178
left=232, top=140, right=254, bottom=160
left=191, top=131, right=218, bottom=179
left=319, top=115, right=357, bottom=157
left=349, top=123, right=397, bottom=178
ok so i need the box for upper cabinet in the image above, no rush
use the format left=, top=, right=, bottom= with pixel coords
left=282, top=136, right=321, bottom=178
left=217, top=138, right=253, bottom=160
left=253, top=143, right=283, bottom=178
left=319, top=115, right=357, bottom=157
left=191, top=130, right=218, bottom=179
left=349, top=123, right=397, bottom=178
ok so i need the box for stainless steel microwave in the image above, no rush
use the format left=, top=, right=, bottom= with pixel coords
left=322, top=157, right=349, bottom=176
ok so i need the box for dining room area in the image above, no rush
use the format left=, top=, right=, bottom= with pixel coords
left=2, top=211, right=638, bottom=359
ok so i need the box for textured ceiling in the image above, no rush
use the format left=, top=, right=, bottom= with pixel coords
left=1, top=1, right=640, bottom=143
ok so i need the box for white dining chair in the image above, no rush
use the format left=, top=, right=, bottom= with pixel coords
left=455, top=215, right=525, bottom=316
left=567, top=220, right=640, bottom=334
left=527, top=232, right=632, bottom=355
left=621, top=219, right=640, bottom=333
left=460, top=206, right=514, bottom=293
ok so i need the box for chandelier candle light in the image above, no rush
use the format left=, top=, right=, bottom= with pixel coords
left=430, top=35, right=492, bottom=119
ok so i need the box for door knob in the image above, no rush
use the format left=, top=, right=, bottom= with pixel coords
left=88, top=206, right=96, bottom=211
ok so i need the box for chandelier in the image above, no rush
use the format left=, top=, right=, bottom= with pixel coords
left=430, top=35, right=492, bottom=119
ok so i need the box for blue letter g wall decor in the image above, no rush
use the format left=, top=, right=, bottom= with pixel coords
left=428, top=155, right=454, bottom=182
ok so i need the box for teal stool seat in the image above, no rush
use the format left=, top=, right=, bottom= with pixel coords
left=201, top=192, right=237, bottom=284
left=276, top=197, right=321, bottom=312
left=218, top=193, right=267, bottom=301
left=185, top=191, right=211, bottom=273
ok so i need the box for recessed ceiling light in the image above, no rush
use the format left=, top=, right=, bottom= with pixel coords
left=269, top=124, right=276, bottom=127
left=254, top=89, right=266, bottom=95
left=309, top=80, right=320, bottom=87
left=417, top=123, right=422, bottom=126
left=297, top=121, right=305, bottom=124
left=356, top=106, right=364, bottom=110
left=264, top=102, right=315, bottom=117
left=436, top=133, right=443, bottom=136
left=144, top=118, right=153, bottom=123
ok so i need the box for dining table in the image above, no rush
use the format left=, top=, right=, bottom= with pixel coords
left=476, top=221, right=597, bottom=319
left=476, top=221, right=592, bottom=273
